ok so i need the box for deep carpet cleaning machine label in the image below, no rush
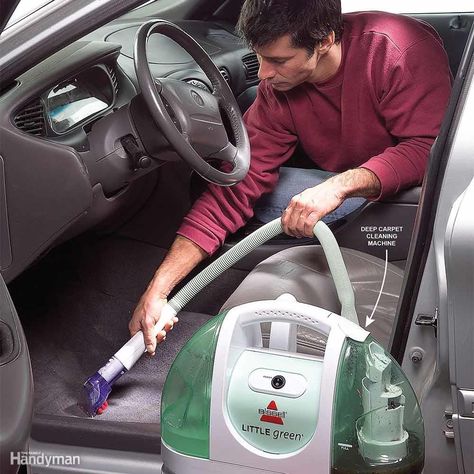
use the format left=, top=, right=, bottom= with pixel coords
left=226, top=350, right=323, bottom=454
left=361, top=226, right=404, bottom=247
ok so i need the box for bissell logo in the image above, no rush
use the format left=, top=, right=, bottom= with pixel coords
left=258, top=400, right=286, bottom=425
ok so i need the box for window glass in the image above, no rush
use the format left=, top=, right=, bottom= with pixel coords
left=342, top=0, right=473, bottom=14
left=6, top=0, right=57, bottom=28
left=5, top=0, right=164, bottom=30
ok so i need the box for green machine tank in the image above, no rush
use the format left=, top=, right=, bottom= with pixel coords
left=158, top=219, right=425, bottom=474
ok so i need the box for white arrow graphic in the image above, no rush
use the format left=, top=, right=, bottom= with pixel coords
left=365, top=249, right=388, bottom=328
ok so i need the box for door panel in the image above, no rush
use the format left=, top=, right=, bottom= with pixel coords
left=396, top=23, right=474, bottom=473
left=335, top=187, right=420, bottom=263
left=445, top=179, right=474, bottom=474
left=0, top=274, right=33, bottom=474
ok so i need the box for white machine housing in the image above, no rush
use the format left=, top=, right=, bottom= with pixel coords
left=162, top=293, right=369, bottom=474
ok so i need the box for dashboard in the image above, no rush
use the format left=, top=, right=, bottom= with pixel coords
left=11, top=21, right=259, bottom=147
left=0, top=19, right=259, bottom=282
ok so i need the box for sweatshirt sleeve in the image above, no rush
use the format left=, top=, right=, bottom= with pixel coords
left=360, top=34, right=452, bottom=199
left=177, top=82, right=298, bottom=255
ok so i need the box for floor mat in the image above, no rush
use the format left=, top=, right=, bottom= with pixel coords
left=10, top=234, right=247, bottom=424
left=24, top=292, right=211, bottom=423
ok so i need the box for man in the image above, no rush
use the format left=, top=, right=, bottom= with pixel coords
left=130, top=0, right=452, bottom=354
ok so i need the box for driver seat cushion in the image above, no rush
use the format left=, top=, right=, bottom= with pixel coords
left=221, top=245, right=403, bottom=353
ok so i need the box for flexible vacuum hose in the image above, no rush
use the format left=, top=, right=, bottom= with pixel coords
left=169, top=218, right=283, bottom=312
left=170, top=218, right=357, bottom=322
left=82, top=218, right=357, bottom=416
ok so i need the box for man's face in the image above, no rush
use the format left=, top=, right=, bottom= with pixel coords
left=255, top=34, right=319, bottom=91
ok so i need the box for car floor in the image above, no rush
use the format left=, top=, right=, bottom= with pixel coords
left=9, top=232, right=249, bottom=425
left=7, top=159, right=408, bottom=428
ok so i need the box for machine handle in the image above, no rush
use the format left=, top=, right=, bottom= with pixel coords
left=237, top=295, right=335, bottom=334
left=232, top=294, right=367, bottom=343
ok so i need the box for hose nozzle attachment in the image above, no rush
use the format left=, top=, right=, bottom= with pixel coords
left=80, top=356, right=126, bottom=417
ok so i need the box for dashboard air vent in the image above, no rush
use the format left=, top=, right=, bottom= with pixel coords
left=14, top=99, right=45, bottom=137
left=242, top=53, right=259, bottom=82
left=219, top=67, right=231, bottom=85
left=107, top=66, right=119, bottom=95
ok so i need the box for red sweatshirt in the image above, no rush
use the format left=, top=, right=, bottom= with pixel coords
left=178, top=12, right=452, bottom=255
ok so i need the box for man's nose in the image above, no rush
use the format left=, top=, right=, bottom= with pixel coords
left=258, top=59, right=276, bottom=81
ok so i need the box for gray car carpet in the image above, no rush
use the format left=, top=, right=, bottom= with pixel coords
left=10, top=234, right=248, bottom=424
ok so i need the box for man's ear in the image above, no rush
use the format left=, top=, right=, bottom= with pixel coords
left=317, top=31, right=335, bottom=55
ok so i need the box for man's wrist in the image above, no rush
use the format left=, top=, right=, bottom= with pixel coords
left=147, top=274, right=170, bottom=300
left=146, top=235, right=208, bottom=301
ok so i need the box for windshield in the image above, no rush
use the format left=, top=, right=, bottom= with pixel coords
left=4, top=0, right=160, bottom=31
left=6, top=0, right=473, bottom=31
left=5, top=0, right=57, bottom=29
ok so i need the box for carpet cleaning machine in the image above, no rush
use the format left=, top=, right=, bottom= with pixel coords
left=83, top=218, right=424, bottom=473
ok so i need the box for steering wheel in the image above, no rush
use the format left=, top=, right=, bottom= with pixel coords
left=134, top=20, right=251, bottom=186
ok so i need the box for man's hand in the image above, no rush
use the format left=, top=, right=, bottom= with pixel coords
left=129, top=289, right=178, bottom=356
left=281, top=168, right=380, bottom=237
left=129, top=235, right=208, bottom=356
left=282, top=180, right=344, bottom=237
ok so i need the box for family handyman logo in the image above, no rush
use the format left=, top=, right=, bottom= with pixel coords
left=258, top=400, right=286, bottom=425
left=10, top=451, right=81, bottom=467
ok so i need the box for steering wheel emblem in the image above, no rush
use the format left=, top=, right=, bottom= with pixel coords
left=190, top=90, right=205, bottom=107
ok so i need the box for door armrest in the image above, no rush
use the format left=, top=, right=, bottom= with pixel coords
left=380, top=186, right=422, bottom=205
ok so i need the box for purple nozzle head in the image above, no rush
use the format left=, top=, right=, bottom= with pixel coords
left=80, top=356, right=126, bottom=417
left=81, top=372, right=112, bottom=417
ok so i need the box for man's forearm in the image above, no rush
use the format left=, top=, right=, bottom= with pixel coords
left=328, top=168, right=381, bottom=200
left=147, top=235, right=208, bottom=298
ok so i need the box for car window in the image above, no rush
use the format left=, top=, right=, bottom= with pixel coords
left=5, top=0, right=56, bottom=29
left=4, top=0, right=161, bottom=31
left=342, top=0, right=474, bottom=14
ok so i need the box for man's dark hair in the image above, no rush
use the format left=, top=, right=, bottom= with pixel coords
left=237, top=0, right=343, bottom=55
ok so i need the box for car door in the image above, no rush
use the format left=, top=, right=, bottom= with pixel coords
left=0, top=273, right=33, bottom=474
left=1, top=3, right=34, bottom=473
left=391, top=22, right=474, bottom=474
left=445, top=177, right=474, bottom=473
